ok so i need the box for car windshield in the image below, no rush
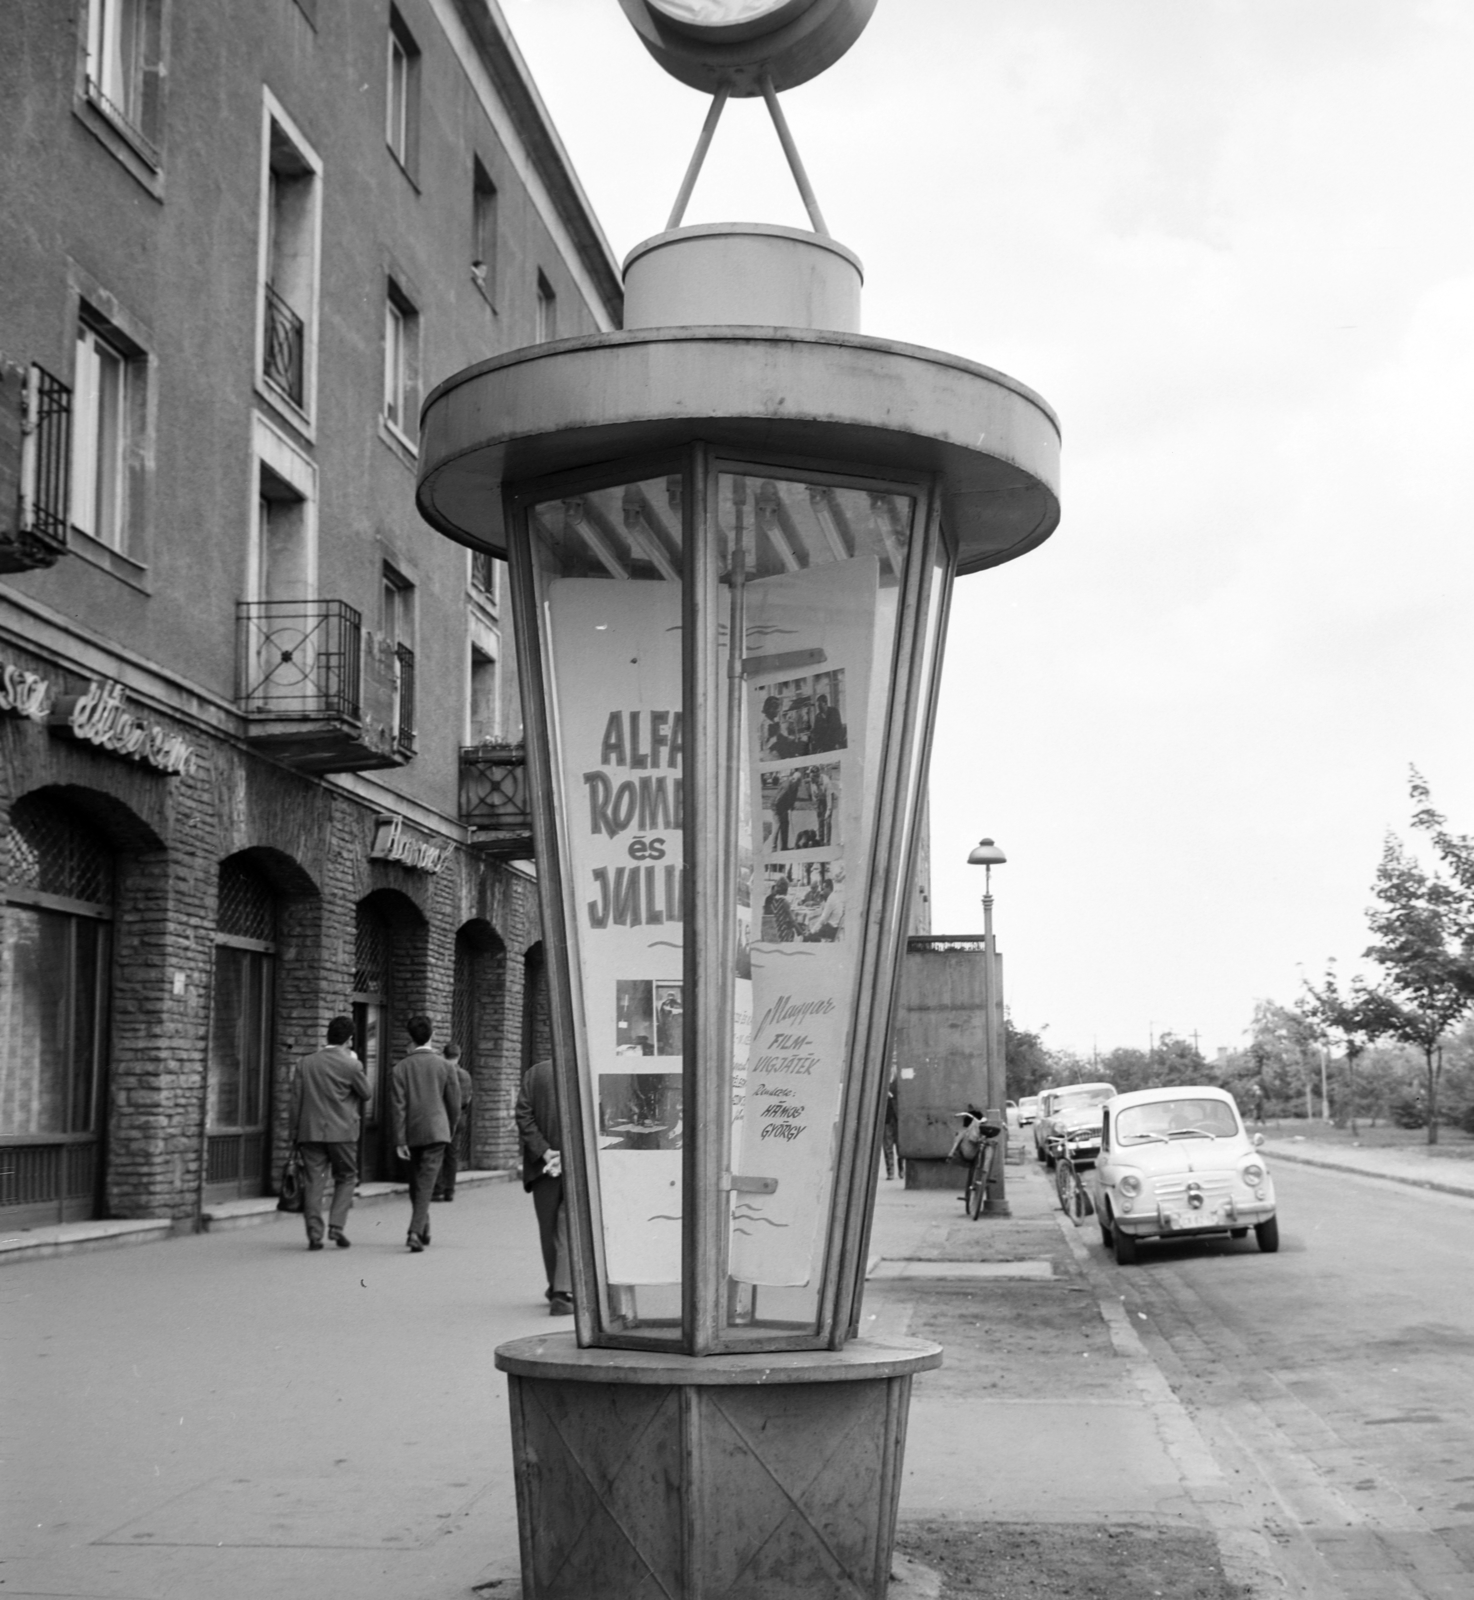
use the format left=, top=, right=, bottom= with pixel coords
left=1116, top=1098, right=1239, bottom=1145
left=1054, top=1087, right=1113, bottom=1113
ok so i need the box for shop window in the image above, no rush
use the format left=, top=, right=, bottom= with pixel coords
left=206, top=860, right=276, bottom=1202
left=71, top=311, right=143, bottom=555
left=385, top=7, right=421, bottom=177
left=352, top=903, right=391, bottom=1181
left=0, top=796, right=115, bottom=1226
left=259, top=98, right=322, bottom=421
left=83, top=0, right=164, bottom=167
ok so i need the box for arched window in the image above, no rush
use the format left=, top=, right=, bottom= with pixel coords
left=1, top=796, right=115, bottom=1225
left=206, top=859, right=277, bottom=1200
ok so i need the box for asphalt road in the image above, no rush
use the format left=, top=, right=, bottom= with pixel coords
left=1083, top=1161, right=1474, bottom=1599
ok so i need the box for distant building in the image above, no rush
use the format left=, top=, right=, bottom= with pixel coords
left=0, top=0, right=621, bottom=1228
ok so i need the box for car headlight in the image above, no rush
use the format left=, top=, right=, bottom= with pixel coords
left=1241, top=1162, right=1265, bottom=1186
left=1118, top=1173, right=1143, bottom=1199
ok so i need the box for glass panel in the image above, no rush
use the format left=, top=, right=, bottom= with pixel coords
left=0, top=908, right=107, bottom=1137
left=714, top=469, right=916, bottom=1339
left=529, top=472, right=685, bottom=1336
left=70, top=919, right=106, bottom=1134
left=243, top=953, right=270, bottom=1128
left=209, top=945, right=246, bottom=1129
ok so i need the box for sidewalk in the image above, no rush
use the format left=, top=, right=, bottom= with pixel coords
left=0, top=1160, right=1277, bottom=1600
left=1257, top=1135, right=1474, bottom=1199
left=867, top=1159, right=1278, bottom=1598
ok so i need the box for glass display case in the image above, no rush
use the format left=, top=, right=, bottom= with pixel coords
left=508, top=445, right=952, bottom=1353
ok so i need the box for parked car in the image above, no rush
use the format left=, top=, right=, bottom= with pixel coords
left=1034, top=1081, right=1116, bottom=1167
left=1017, top=1095, right=1040, bottom=1126
left=1088, top=1086, right=1278, bottom=1265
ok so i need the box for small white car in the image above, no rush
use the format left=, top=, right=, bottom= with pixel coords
left=1017, top=1095, right=1040, bottom=1126
left=1088, top=1086, right=1278, bottom=1265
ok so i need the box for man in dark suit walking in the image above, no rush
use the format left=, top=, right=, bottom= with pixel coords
left=515, top=1057, right=572, bottom=1314
left=289, top=1015, right=371, bottom=1251
left=390, top=1015, right=461, bottom=1253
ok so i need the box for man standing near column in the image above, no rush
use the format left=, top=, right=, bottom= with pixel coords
left=289, top=1015, right=371, bottom=1251
left=516, top=1057, right=572, bottom=1314
left=391, top=1015, right=461, bottom=1253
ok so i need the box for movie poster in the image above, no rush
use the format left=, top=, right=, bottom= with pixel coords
left=729, top=556, right=882, bottom=1286
left=546, top=579, right=685, bottom=1285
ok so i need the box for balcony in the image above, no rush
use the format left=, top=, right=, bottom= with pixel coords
left=237, top=600, right=413, bottom=774
left=0, top=362, right=71, bottom=574
left=460, top=741, right=534, bottom=858
left=262, top=283, right=305, bottom=408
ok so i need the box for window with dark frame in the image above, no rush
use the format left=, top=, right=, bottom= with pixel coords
left=382, top=279, right=419, bottom=442
left=382, top=562, right=417, bottom=754
left=70, top=310, right=139, bottom=554
left=262, top=115, right=319, bottom=414
left=473, top=160, right=498, bottom=301
left=83, top=0, right=163, bottom=165
left=536, top=272, right=557, bottom=343
left=385, top=7, right=421, bottom=176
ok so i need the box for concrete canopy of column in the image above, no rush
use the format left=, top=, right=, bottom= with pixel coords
left=415, top=325, right=1060, bottom=576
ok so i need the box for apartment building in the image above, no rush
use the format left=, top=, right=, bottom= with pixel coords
left=0, top=0, right=622, bottom=1229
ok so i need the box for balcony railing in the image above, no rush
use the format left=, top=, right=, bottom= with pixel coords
left=263, top=282, right=305, bottom=407
left=460, top=742, right=533, bottom=857
left=85, top=76, right=161, bottom=169
left=238, top=598, right=361, bottom=720
left=2, top=363, right=71, bottom=573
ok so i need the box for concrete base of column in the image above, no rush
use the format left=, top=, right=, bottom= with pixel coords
left=494, top=1333, right=942, bottom=1600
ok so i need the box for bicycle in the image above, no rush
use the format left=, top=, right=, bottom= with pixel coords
left=950, top=1108, right=1002, bottom=1220
left=1054, top=1149, right=1094, bottom=1223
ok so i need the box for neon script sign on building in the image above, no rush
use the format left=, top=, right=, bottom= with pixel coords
left=49, top=679, right=198, bottom=775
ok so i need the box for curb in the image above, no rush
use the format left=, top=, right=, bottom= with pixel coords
left=0, top=1168, right=518, bottom=1265
left=1260, top=1142, right=1474, bottom=1201
left=1048, top=1190, right=1289, bottom=1600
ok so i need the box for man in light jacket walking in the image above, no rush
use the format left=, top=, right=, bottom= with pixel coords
left=289, top=1015, right=371, bottom=1251
left=391, top=1015, right=461, bottom=1252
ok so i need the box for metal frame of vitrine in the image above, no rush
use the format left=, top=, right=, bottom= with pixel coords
left=505, top=439, right=955, bottom=1356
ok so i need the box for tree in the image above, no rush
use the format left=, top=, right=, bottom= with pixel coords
left=1243, top=999, right=1322, bottom=1119
left=1301, top=963, right=1380, bottom=1134
left=1003, top=1020, right=1053, bottom=1101
left=1359, top=775, right=1474, bottom=1144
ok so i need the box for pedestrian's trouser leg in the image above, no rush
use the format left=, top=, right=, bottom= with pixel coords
left=300, top=1143, right=330, bottom=1243
left=434, top=1140, right=458, bottom=1199
left=552, top=1187, right=572, bottom=1296
left=531, top=1174, right=562, bottom=1294
left=326, top=1140, right=359, bottom=1232
left=408, top=1144, right=446, bottom=1240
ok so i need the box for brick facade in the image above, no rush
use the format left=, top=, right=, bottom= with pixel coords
left=0, top=639, right=546, bottom=1225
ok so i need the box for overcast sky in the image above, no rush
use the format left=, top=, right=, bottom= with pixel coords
left=498, top=0, right=1474, bottom=1058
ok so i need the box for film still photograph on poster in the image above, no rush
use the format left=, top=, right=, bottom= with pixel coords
left=756, top=670, right=848, bottom=760
left=759, top=860, right=845, bottom=944
left=758, top=763, right=842, bottom=853
left=615, top=978, right=684, bottom=1057
left=598, top=1072, right=683, bottom=1151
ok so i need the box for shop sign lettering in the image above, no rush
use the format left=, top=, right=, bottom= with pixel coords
left=50, top=679, right=197, bottom=775
left=369, top=813, right=449, bottom=874
left=0, top=663, right=56, bottom=721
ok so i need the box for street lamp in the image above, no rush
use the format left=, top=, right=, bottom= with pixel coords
left=416, top=9, right=1058, bottom=1594
left=967, top=837, right=1010, bottom=1215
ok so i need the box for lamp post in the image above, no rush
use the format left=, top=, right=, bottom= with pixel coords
left=415, top=5, right=1058, bottom=1594
left=967, top=837, right=1010, bottom=1216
